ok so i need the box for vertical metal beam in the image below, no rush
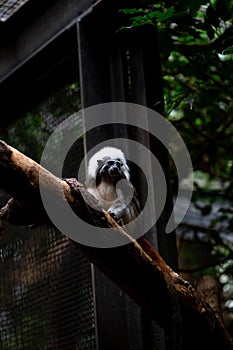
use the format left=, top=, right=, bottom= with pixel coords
left=77, top=4, right=128, bottom=150
left=77, top=8, right=148, bottom=350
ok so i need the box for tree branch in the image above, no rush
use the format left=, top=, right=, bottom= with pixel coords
left=0, top=140, right=232, bottom=350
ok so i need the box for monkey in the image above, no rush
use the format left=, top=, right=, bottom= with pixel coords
left=86, top=146, right=140, bottom=227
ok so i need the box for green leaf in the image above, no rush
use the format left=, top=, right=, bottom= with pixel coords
left=132, top=19, right=154, bottom=27
left=120, top=8, right=144, bottom=15
left=148, top=7, right=175, bottom=23
left=131, top=15, right=147, bottom=22
left=195, top=118, right=202, bottom=126
left=222, top=46, right=233, bottom=55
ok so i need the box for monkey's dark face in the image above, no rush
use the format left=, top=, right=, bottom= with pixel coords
left=96, top=158, right=126, bottom=185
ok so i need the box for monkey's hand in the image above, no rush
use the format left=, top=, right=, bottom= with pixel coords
left=108, top=209, right=124, bottom=226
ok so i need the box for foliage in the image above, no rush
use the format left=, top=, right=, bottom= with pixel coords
left=122, top=0, right=233, bottom=331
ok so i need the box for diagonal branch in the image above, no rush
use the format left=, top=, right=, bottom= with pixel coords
left=0, top=140, right=232, bottom=350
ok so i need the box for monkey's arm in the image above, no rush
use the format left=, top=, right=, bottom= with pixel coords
left=108, top=200, right=139, bottom=225
left=108, top=183, right=141, bottom=226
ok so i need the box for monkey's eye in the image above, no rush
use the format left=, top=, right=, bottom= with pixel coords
left=117, top=158, right=123, bottom=166
left=105, top=160, right=122, bottom=169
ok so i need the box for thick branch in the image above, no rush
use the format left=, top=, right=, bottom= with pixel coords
left=0, top=140, right=232, bottom=350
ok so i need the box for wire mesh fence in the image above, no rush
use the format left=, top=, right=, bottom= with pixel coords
left=0, top=81, right=97, bottom=349
left=0, top=0, right=29, bottom=22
